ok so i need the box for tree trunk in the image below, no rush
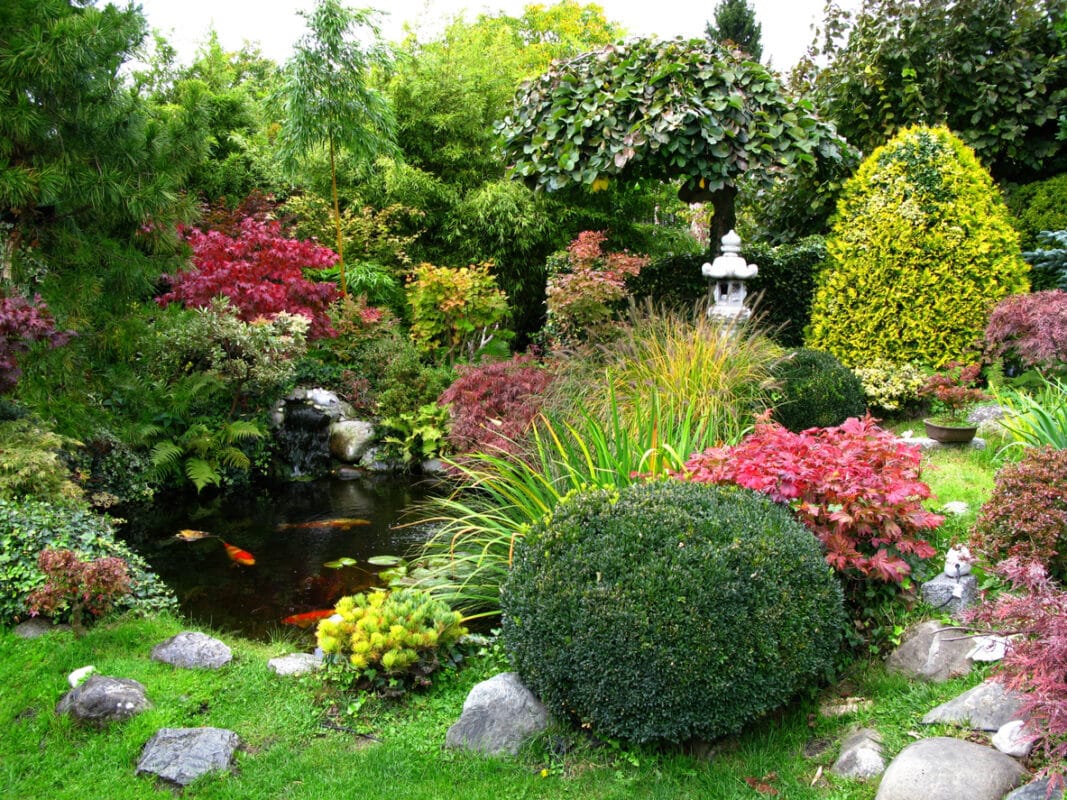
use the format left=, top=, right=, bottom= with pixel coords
left=329, top=137, right=346, bottom=297
left=709, top=185, right=738, bottom=255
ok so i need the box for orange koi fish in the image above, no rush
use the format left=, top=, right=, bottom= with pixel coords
left=276, top=517, right=371, bottom=531
left=222, top=541, right=255, bottom=566
left=280, top=609, right=336, bottom=627
left=175, top=529, right=215, bottom=541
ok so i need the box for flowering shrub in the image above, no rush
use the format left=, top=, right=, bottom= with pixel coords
left=26, top=548, right=130, bottom=637
left=967, top=558, right=1067, bottom=791
left=984, top=290, right=1067, bottom=375
left=406, top=262, right=510, bottom=361
left=971, top=446, right=1067, bottom=581
left=0, top=293, right=72, bottom=394
left=157, top=218, right=339, bottom=339
left=674, top=414, right=941, bottom=583
left=544, top=231, right=649, bottom=347
left=439, top=354, right=554, bottom=457
left=852, top=359, right=929, bottom=414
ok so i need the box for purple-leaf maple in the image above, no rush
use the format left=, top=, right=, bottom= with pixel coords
left=439, top=354, right=554, bottom=457
left=0, top=293, right=72, bottom=394
left=966, top=558, right=1067, bottom=791
left=157, top=218, right=339, bottom=339
left=984, top=290, right=1067, bottom=372
left=674, top=413, right=941, bottom=582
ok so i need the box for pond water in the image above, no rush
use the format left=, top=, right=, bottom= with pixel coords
left=117, top=475, right=441, bottom=642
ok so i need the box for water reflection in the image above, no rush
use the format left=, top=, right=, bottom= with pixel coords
left=118, top=475, right=440, bottom=641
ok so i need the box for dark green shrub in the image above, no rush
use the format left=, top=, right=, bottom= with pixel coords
left=745, top=236, right=828, bottom=348
left=502, top=480, right=845, bottom=745
left=1023, top=230, right=1067, bottom=291
left=0, top=498, right=176, bottom=625
left=626, top=253, right=708, bottom=311
left=1004, top=173, right=1067, bottom=251
left=770, top=348, right=867, bottom=432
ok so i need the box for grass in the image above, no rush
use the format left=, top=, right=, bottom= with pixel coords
left=1, top=611, right=998, bottom=800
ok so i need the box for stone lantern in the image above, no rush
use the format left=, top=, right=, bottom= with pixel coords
left=702, top=230, right=757, bottom=321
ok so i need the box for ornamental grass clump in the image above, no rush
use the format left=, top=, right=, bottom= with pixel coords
left=502, top=480, right=845, bottom=745
left=316, top=588, right=466, bottom=694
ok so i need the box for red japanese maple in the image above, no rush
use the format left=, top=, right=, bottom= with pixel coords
left=675, top=413, right=941, bottom=582
left=0, top=293, right=72, bottom=394
left=157, top=218, right=339, bottom=339
left=967, top=558, right=1067, bottom=791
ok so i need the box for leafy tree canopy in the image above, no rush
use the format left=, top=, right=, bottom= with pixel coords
left=805, top=0, right=1067, bottom=183
left=706, top=0, right=763, bottom=62
left=388, top=1, right=623, bottom=191
left=497, top=36, right=850, bottom=245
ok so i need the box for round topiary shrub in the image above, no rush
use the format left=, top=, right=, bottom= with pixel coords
left=971, top=446, right=1067, bottom=582
left=807, top=125, right=1029, bottom=368
left=501, top=480, right=845, bottom=744
left=770, top=348, right=867, bottom=431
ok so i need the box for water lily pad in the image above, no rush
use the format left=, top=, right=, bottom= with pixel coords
left=367, top=555, right=403, bottom=567
left=323, top=557, right=358, bottom=569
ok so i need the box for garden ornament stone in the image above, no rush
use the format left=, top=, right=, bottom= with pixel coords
left=702, top=230, right=757, bottom=321
left=922, top=544, right=977, bottom=616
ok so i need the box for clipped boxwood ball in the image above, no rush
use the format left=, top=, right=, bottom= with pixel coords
left=771, top=347, right=867, bottom=431
left=502, top=480, right=845, bottom=745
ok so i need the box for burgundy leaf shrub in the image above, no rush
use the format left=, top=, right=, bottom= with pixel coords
left=157, top=218, right=339, bottom=339
left=439, top=354, right=554, bottom=457
left=966, top=558, right=1067, bottom=790
left=971, top=446, right=1067, bottom=581
left=0, top=293, right=72, bottom=394
left=674, top=414, right=941, bottom=583
left=984, top=290, right=1067, bottom=373
left=26, top=548, right=130, bottom=636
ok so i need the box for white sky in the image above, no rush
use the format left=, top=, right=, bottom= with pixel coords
left=133, top=0, right=839, bottom=72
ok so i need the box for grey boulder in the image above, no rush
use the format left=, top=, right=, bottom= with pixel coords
left=886, top=620, right=977, bottom=682
left=831, top=728, right=885, bottom=780
left=445, top=672, right=549, bottom=756
left=921, top=679, right=1026, bottom=731
left=136, top=727, right=241, bottom=787
left=874, top=737, right=1027, bottom=800
left=152, top=631, right=232, bottom=669
left=1004, top=778, right=1065, bottom=800
left=328, top=419, right=376, bottom=463
left=55, top=675, right=150, bottom=726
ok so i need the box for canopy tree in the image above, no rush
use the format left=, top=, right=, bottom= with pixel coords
left=806, top=0, right=1067, bottom=183
left=497, top=37, right=850, bottom=249
left=273, top=0, right=396, bottom=296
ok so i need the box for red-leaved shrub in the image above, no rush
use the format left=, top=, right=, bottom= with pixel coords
left=971, top=446, right=1067, bottom=581
left=674, top=414, right=941, bottom=583
left=26, top=548, right=130, bottom=637
left=984, top=289, right=1067, bottom=373
left=158, top=218, right=339, bottom=339
left=0, top=293, right=72, bottom=394
left=439, top=355, right=554, bottom=457
left=967, top=558, right=1067, bottom=791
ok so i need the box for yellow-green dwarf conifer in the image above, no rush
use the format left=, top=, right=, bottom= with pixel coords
left=807, top=125, right=1028, bottom=367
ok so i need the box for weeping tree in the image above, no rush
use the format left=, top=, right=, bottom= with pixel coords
left=272, top=0, right=396, bottom=296
left=497, top=37, right=850, bottom=250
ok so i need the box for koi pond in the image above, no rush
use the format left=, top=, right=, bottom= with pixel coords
left=117, top=475, right=441, bottom=641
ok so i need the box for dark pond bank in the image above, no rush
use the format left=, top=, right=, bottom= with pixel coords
left=117, top=475, right=442, bottom=641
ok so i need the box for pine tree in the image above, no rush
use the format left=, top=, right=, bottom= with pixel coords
left=706, top=0, right=763, bottom=62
